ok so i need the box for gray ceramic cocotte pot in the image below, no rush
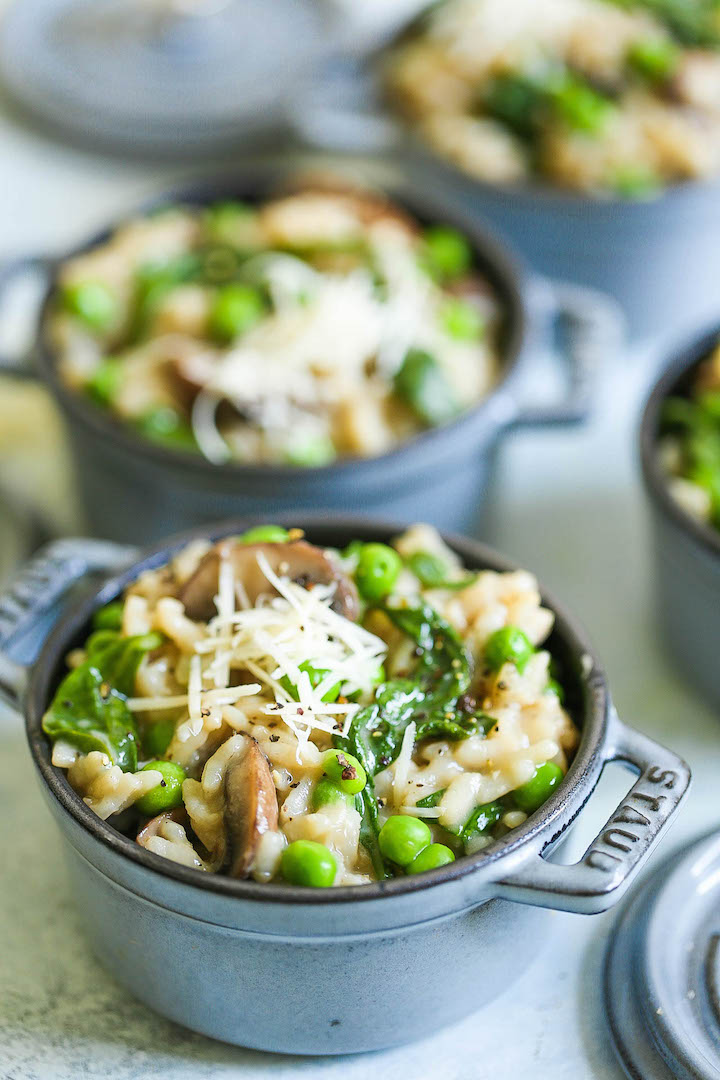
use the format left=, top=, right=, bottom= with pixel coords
left=0, top=516, right=690, bottom=1054
left=641, top=327, right=720, bottom=711
left=0, top=162, right=620, bottom=546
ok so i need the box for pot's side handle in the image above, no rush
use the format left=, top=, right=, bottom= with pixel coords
left=0, top=255, right=56, bottom=379
left=510, top=280, right=625, bottom=429
left=0, top=538, right=138, bottom=705
left=493, top=718, right=690, bottom=914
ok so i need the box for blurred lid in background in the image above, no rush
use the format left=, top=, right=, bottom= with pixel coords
left=0, top=0, right=339, bottom=154
left=0, top=0, right=425, bottom=156
left=606, top=829, right=720, bottom=1080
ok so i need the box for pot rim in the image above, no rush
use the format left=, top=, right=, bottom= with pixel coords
left=34, top=163, right=528, bottom=484
left=24, top=513, right=610, bottom=907
left=639, top=322, right=720, bottom=563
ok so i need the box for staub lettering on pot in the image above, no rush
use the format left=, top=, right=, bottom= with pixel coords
left=585, top=767, right=679, bottom=873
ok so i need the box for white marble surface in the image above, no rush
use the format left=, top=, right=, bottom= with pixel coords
left=2, top=33, right=720, bottom=1079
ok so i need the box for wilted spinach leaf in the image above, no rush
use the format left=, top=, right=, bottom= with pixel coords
left=337, top=603, right=486, bottom=876
left=414, top=789, right=505, bottom=848
left=43, top=630, right=164, bottom=772
left=43, top=664, right=139, bottom=772
left=86, top=630, right=164, bottom=696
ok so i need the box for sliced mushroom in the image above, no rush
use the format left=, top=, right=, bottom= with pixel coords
left=136, top=807, right=189, bottom=847
left=223, top=735, right=279, bottom=879
left=178, top=538, right=359, bottom=622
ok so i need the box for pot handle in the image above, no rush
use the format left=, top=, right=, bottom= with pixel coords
left=0, top=538, right=138, bottom=706
left=0, top=255, right=55, bottom=379
left=509, top=279, right=625, bottom=429
left=493, top=715, right=690, bottom=914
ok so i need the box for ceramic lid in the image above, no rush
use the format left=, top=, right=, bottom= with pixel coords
left=0, top=0, right=340, bottom=154
left=605, top=829, right=720, bottom=1080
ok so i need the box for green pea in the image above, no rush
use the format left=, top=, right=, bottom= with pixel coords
left=421, top=225, right=473, bottom=280
left=132, top=254, right=201, bottom=338
left=209, top=282, right=265, bottom=342
left=394, top=348, right=459, bottom=426
left=322, top=749, right=367, bottom=795
left=407, top=843, right=455, bottom=874
left=282, top=661, right=343, bottom=704
left=698, top=391, right=720, bottom=422
left=355, top=542, right=403, bottom=602
left=484, top=626, right=534, bottom=673
left=141, top=717, right=177, bottom=759
left=378, top=814, right=432, bottom=866
left=548, top=72, right=613, bottom=134
left=627, top=37, right=679, bottom=82
left=407, top=550, right=449, bottom=588
left=135, top=760, right=187, bottom=816
left=284, top=433, right=337, bottom=467
left=611, top=165, right=662, bottom=200
left=341, top=539, right=364, bottom=563
left=205, top=200, right=257, bottom=246
left=545, top=678, right=564, bottom=703
left=86, top=358, right=124, bottom=406
left=135, top=407, right=196, bottom=450
left=312, top=778, right=354, bottom=812
left=281, top=840, right=336, bottom=887
left=239, top=525, right=290, bottom=544
left=441, top=297, right=485, bottom=341
left=92, top=601, right=124, bottom=631
left=62, top=280, right=116, bottom=332
left=513, top=761, right=564, bottom=814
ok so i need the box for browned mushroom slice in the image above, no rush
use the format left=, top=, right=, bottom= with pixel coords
left=178, top=538, right=359, bottom=622
left=136, top=807, right=189, bottom=847
left=223, top=735, right=279, bottom=879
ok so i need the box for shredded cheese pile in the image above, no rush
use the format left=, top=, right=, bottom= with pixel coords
left=189, top=227, right=484, bottom=462
left=131, top=549, right=387, bottom=762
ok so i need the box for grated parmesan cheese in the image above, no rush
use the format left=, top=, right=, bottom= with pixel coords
left=161, top=549, right=388, bottom=764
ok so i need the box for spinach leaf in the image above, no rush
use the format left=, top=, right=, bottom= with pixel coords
left=393, top=348, right=459, bottom=426
left=43, top=664, right=139, bottom=772
left=414, top=789, right=504, bottom=847
left=355, top=791, right=388, bottom=880
left=86, top=630, right=164, bottom=696
left=337, top=603, right=480, bottom=876
left=461, top=801, right=504, bottom=847
left=415, top=788, right=445, bottom=809
left=43, top=630, right=164, bottom=772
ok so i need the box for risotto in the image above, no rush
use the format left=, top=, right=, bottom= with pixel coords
left=43, top=525, right=579, bottom=887
left=658, top=342, right=720, bottom=531
left=48, top=183, right=502, bottom=465
left=385, top=0, right=720, bottom=197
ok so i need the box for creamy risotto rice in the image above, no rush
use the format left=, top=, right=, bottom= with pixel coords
left=44, top=525, right=579, bottom=887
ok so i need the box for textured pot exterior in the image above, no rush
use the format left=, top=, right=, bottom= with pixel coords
left=63, top=835, right=547, bottom=1054
left=649, top=507, right=720, bottom=707
left=412, top=156, right=720, bottom=342
left=67, top=412, right=504, bottom=543
left=641, top=329, right=720, bottom=709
